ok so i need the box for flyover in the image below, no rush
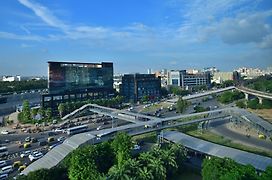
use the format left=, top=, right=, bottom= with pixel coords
left=22, top=108, right=232, bottom=175
left=167, top=86, right=236, bottom=103
left=236, top=86, right=272, bottom=104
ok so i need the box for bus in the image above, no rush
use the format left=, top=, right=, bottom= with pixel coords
left=0, top=147, right=8, bottom=157
left=66, top=125, right=88, bottom=135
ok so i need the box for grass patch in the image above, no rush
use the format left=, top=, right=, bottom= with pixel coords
left=132, top=132, right=157, bottom=143
left=186, top=129, right=272, bottom=158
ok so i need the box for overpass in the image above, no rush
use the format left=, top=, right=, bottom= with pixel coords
left=22, top=106, right=272, bottom=175
left=22, top=108, right=232, bottom=175
left=236, top=86, right=272, bottom=104
left=167, top=86, right=236, bottom=103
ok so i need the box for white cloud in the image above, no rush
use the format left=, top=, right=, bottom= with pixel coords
left=18, top=0, right=69, bottom=31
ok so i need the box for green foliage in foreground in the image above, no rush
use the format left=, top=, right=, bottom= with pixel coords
left=20, top=132, right=187, bottom=180
left=202, top=157, right=272, bottom=180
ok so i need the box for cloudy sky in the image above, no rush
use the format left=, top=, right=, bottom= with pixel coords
left=0, top=0, right=271, bottom=76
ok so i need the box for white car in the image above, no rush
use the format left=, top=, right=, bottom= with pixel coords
left=96, top=126, right=102, bottom=131
left=0, top=173, right=8, bottom=180
left=133, top=144, right=141, bottom=150
left=1, top=165, right=13, bottom=174
left=29, top=152, right=43, bottom=162
left=57, top=136, right=65, bottom=142
left=20, top=150, right=31, bottom=158
left=28, top=151, right=39, bottom=159
left=0, top=130, right=9, bottom=135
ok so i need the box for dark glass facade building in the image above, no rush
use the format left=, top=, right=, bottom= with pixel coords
left=42, top=61, right=114, bottom=109
left=120, top=74, right=161, bottom=102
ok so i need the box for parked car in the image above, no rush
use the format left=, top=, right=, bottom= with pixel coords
left=20, top=150, right=31, bottom=158
left=1, top=165, right=13, bottom=174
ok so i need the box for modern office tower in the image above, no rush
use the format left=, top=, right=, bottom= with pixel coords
left=120, top=74, right=161, bottom=102
left=42, top=61, right=114, bottom=109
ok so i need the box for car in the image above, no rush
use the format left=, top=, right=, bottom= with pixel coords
left=25, top=137, right=31, bottom=142
left=54, top=128, right=63, bottom=133
left=23, top=143, right=31, bottom=149
left=1, top=130, right=9, bottom=135
left=96, top=126, right=102, bottom=131
left=0, top=173, right=8, bottom=180
left=57, top=136, right=65, bottom=142
left=18, top=165, right=26, bottom=172
left=1, top=165, right=13, bottom=174
left=31, top=138, right=38, bottom=143
left=20, top=150, right=31, bottom=158
left=0, top=161, right=7, bottom=168
left=38, top=140, right=47, bottom=146
left=12, top=161, right=21, bottom=168
left=47, top=137, right=55, bottom=143
left=29, top=152, right=43, bottom=162
left=133, top=144, right=141, bottom=150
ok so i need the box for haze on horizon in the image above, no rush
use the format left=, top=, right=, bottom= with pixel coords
left=0, top=0, right=271, bottom=76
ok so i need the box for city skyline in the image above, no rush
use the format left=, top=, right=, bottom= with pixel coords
left=0, top=0, right=272, bottom=76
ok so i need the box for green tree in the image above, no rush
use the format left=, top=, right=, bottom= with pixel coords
left=111, top=132, right=133, bottom=166
left=38, top=107, right=45, bottom=119
left=45, top=108, right=52, bottom=119
left=236, top=100, right=246, bottom=108
left=22, top=100, right=31, bottom=121
left=31, top=108, right=38, bottom=119
left=147, top=158, right=166, bottom=180
left=176, top=98, right=188, bottom=113
left=108, top=164, right=130, bottom=180
left=58, top=103, right=65, bottom=117
left=137, top=166, right=153, bottom=180
left=261, top=166, right=272, bottom=180
left=170, top=143, right=187, bottom=171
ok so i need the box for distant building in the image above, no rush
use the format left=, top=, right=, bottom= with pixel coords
left=187, top=69, right=200, bottom=74
left=203, top=67, right=219, bottom=75
left=236, top=67, right=265, bottom=79
left=2, top=75, right=21, bottom=82
left=168, top=70, right=211, bottom=88
left=212, top=72, right=240, bottom=84
left=147, top=68, right=152, bottom=74
left=113, top=74, right=122, bottom=92
left=120, top=74, right=161, bottom=102
left=154, top=69, right=168, bottom=87
left=42, top=61, right=114, bottom=109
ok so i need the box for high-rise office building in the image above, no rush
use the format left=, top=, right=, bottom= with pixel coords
left=42, top=61, right=114, bottom=109
left=120, top=74, right=161, bottom=102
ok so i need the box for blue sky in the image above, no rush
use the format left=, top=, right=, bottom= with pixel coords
left=0, top=0, right=271, bottom=76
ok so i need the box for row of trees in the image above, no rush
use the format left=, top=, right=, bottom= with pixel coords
left=19, top=132, right=187, bottom=180
left=57, top=95, right=124, bottom=118
left=0, top=79, right=47, bottom=94
left=18, top=100, right=52, bottom=124
left=217, top=90, right=244, bottom=104
left=202, top=157, right=272, bottom=180
left=236, top=99, right=272, bottom=109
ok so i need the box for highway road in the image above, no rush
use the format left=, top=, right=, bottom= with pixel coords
left=209, top=119, right=272, bottom=151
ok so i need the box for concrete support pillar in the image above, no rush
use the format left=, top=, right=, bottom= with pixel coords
left=258, top=97, right=263, bottom=104
left=245, top=93, right=249, bottom=101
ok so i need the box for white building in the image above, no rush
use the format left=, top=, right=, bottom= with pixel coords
left=2, top=75, right=21, bottom=82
